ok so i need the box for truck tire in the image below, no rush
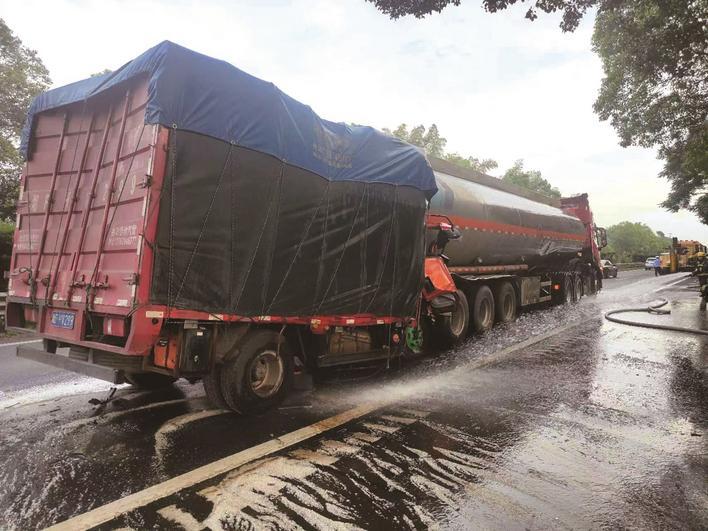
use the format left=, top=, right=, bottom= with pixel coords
left=558, top=275, right=573, bottom=304
left=494, top=282, right=517, bottom=323
left=203, top=367, right=229, bottom=410
left=219, top=330, right=293, bottom=414
left=125, top=372, right=176, bottom=389
left=573, top=275, right=583, bottom=302
left=430, top=289, right=470, bottom=348
left=471, top=285, right=495, bottom=334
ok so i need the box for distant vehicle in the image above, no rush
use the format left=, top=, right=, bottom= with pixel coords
left=645, top=257, right=658, bottom=270
left=659, top=252, right=672, bottom=274
left=677, top=240, right=707, bottom=271
left=601, top=259, right=618, bottom=278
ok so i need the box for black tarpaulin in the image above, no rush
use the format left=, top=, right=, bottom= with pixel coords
left=150, top=130, right=427, bottom=318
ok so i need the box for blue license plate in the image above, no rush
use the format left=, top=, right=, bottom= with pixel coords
left=51, top=311, right=75, bottom=330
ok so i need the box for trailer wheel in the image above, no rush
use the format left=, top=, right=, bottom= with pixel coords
left=203, top=367, right=229, bottom=410
left=559, top=275, right=573, bottom=304
left=125, top=372, right=176, bottom=389
left=471, top=285, right=495, bottom=333
left=494, top=282, right=517, bottom=323
left=219, top=330, right=293, bottom=414
left=573, top=275, right=583, bottom=302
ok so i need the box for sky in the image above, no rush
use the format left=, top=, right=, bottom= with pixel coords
left=2, top=0, right=706, bottom=241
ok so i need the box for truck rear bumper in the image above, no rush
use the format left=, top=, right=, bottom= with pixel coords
left=16, top=345, right=126, bottom=384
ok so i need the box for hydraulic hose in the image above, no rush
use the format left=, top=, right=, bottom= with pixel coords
left=604, top=298, right=708, bottom=336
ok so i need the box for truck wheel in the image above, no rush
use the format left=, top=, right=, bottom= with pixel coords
left=494, top=282, right=517, bottom=323
left=125, top=372, right=176, bottom=389
left=203, top=367, right=229, bottom=409
left=432, top=289, right=470, bottom=347
left=561, top=275, right=573, bottom=304
left=573, top=275, right=583, bottom=301
left=471, top=285, right=495, bottom=333
left=219, top=330, right=293, bottom=414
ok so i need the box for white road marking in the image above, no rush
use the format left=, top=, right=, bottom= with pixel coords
left=0, top=339, right=42, bottom=348
left=46, top=318, right=587, bottom=530
left=653, top=273, right=691, bottom=292
left=46, top=402, right=389, bottom=531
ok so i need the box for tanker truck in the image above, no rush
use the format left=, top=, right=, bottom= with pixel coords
left=4, top=42, right=605, bottom=414
left=419, top=158, right=606, bottom=345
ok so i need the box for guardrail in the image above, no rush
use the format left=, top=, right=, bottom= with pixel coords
left=616, top=262, right=645, bottom=271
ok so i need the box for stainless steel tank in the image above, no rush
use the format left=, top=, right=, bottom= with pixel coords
left=429, top=168, right=586, bottom=269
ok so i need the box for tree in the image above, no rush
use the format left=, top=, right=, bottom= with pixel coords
left=384, top=122, right=499, bottom=173
left=502, top=159, right=560, bottom=198
left=90, top=68, right=112, bottom=77
left=0, top=18, right=50, bottom=221
left=385, top=122, right=448, bottom=157
left=387, top=124, right=561, bottom=196
left=366, top=0, right=596, bottom=31
left=369, top=1, right=708, bottom=224
left=592, top=1, right=708, bottom=224
left=444, top=153, right=499, bottom=173
left=603, top=221, right=668, bottom=262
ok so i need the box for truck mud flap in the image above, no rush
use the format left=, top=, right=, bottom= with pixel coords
left=16, top=345, right=125, bottom=384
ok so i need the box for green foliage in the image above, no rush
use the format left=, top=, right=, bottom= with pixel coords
left=367, top=0, right=596, bottom=31
left=603, top=221, right=669, bottom=262
left=443, top=153, right=498, bottom=173
left=90, top=68, right=112, bottom=78
left=593, top=1, right=708, bottom=224
left=0, top=18, right=50, bottom=221
left=385, top=123, right=447, bottom=158
left=385, top=122, right=499, bottom=174
left=502, top=159, right=561, bottom=198
left=0, top=220, right=14, bottom=289
left=387, top=124, right=561, bottom=197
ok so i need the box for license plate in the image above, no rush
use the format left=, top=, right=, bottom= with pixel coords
left=51, top=310, right=75, bottom=330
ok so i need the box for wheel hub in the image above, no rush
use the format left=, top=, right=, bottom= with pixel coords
left=249, top=350, right=284, bottom=398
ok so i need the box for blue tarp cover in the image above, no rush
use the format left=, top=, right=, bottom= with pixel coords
left=21, top=41, right=437, bottom=197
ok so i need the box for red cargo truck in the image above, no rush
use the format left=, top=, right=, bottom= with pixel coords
left=5, top=42, right=605, bottom=413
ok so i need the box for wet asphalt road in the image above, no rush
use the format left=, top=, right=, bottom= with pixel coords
left=1, top=269, right=706, bottom=530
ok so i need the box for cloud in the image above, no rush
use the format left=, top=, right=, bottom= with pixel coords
left=2, top=0, right=706, bottom=240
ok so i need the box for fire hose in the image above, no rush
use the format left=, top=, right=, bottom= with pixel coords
left=604, top=298, right=708, bottom=336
